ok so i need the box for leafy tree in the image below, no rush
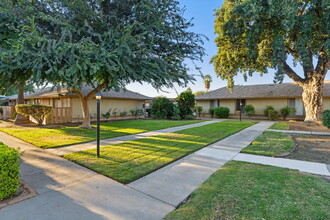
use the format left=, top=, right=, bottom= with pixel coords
left=32, top=0, right=205, bottom=128
left=151, top=97, right=176, bottom=119
left=177, top=89, right=195, bottom=119
left=213, top=0, right=330, bottom=123
left=0, top=0, right=41, bottom=124
left=203, top=75, right=212, bottom=91
left=194, top=90, right=207, bottom=96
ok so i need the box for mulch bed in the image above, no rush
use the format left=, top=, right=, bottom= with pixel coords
left=287, top=120, right=330, bottom=132
left=0, top=181, right=37, bottom=209
left=288, top=134, right=330, bottom=164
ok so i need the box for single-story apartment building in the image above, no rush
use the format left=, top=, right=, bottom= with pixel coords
left=1, top=86, right=152, bottom=124
left=196, top=82, right=330, bottom=119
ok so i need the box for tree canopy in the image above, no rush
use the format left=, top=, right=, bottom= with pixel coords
left=34, top=0, right=206, bottom=91
left=1, top=0, right=206, bottom=127
left=213, top=0, right=330, bottom=122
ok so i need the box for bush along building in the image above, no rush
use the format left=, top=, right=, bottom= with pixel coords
left=196, top=82, right=330, bottom=120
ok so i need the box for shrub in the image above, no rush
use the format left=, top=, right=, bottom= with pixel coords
left=15, top=104, right=53, bottom=126
left=268, top=110, right=279, bottom=121
left=12, top=111, right=17, bottom=120
left=170, top=105, right=181, bottom=120
left=145, top=108, right=152, bottom=118
left=120, top=111, right=127, bottom=119
left=177, top=89, right=195, bottom=119
left=214, top=107, right=230, bottom=118
left=264, top=105, right=275, bottom=118
left=322, top=110, right=330, bottom=128
left=102, top=108, right=112, bottom=119
left=194, top=106, right=203, bottom=118
left=0, top=143, right=20, bottom=201
left=184, top=114, right=195, bottom=120
left=130, top=108, right=144, bottom=119
left=112, top=108, right=119, bottom=118
left=244, top=105, right=255, bottom=118
left=151, top=97, right=176, bottom=119
left=208, top=108, right=215, bottom=118
left=280, top=107, right=296, bottom=120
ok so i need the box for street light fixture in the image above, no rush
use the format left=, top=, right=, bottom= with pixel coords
left=239, top=100, right=243, bottom=122
left=96, top=92, right=102, bottom=158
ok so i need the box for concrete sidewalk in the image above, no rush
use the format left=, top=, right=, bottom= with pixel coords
left=0, top=121, right=270, bottom=219
left=129, top=122, right=274, bottom=207
left=267, top=129, right=330, bottom=136
left=5, top=120, right=327, bottom=220
left=234, top=153, right=330, bottom=176
left=0, top=131, right=174, bottom=220
left=47, top=119, right=222, bottom=156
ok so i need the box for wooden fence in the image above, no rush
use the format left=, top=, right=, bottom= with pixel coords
left=46, top=107, right=72, bottom=124
left=0, top=106, right=15, bottom=119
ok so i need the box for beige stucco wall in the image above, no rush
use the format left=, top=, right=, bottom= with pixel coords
left=324, top=98, right=330, bottom=110
left=196, top=99, right=235, bottom=114
left=196, top=100, right=211, bottom=113
left=71, top=98, right=145, bottom=118
left=247, top=99, right=288, bottom=114
left=220, top=100, right=235, bottom=113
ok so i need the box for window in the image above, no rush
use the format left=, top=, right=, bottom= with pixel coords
left=288, top=98, right=295, bottom=108
left=210, top=100, right=219, bottom=108
left=236, top=99, right=246, bottom=111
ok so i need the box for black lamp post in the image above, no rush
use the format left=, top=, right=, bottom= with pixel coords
left=239, top=100, right=242, bottom=121
left=96, top=92, right=102, bottom=158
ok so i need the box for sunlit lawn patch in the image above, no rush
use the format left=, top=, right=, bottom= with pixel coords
left=241, top=131, right=294, bottom=156
left=0, top=120, right=205, bottom=148
left=269, top=122, right=289, bottom=130
left=64, top=121, right=255, bottom=183
left=166, top=161, right=330, bottom=220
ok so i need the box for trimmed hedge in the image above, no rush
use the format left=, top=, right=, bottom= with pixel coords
left=268, top=110, right=279, bottom=121
left=244, top=105, right=255, bottom=118
left=280, top=106, right=296, bottom=120
left=0, top=143, right=20, bottom=201
left=15, top=104, right=53, bottom=126
left=214, top=107, right=230, bottom=118
left=322, top=110, right=330, bottom=128
left=264, top=105, right=275, bottom=118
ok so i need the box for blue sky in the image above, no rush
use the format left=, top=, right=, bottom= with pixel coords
left=126, top=0, right=329, bottom=98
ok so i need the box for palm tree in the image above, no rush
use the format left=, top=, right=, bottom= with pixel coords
left=203, top=75, right=212, bottom=91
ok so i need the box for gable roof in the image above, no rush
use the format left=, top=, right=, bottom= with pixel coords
left=196, top=83, right=330, bottom=100
left=4, top=86, right=152, bottom=101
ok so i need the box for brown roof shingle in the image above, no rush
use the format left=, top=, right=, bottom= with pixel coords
left=196, top=83, right=330, bottom=100
left=5, top=86, right=152, bottom=101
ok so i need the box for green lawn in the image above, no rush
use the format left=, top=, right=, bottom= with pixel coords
left=64, top=121, right=255, bottom=183
left=241, top=131, right=294, bottom=156
left=0, top=120, right=205, bottom=148
left=166, top=161, right=330, bottom=220
left=269, top=122, right=289, bottom=130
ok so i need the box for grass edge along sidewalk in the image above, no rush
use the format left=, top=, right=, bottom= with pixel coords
left=241, top=131, right=295, bottom=156
left=0, top=120, right=206, bottom=149
left=64, top=121, right=255, bottom=184
left=166, top=161, right=330, bottom=220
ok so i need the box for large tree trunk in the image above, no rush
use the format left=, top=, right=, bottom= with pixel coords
left=283, top=56, right=329, bottom=124
left=301, top=77, right=325, bottom=123
left=79, top=95, right=92, bottom=129
left=74, top=84, right=106, bottom=129
left=14, top=82, right=29, bottom=125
